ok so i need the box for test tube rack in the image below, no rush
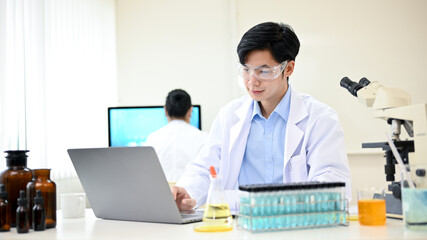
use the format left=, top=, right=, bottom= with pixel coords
left=237, top=182, right=349, bottom=232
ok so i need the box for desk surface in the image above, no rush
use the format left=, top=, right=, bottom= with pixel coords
left=2, top=209, right=426, bottom=240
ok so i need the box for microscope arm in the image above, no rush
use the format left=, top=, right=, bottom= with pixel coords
left=373, top=103, right=427, bottom=168
left=354, top=79, right=426, bottom=168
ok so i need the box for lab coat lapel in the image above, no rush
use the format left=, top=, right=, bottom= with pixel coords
left=225, top=98, right=253, bottom=189
left=284, top=88, right=308, bottom=169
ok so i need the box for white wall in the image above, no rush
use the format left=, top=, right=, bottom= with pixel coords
left=0, top=0, right=5, bottom=150
left=115, top=0, right=427, bottom=205
left=116, top=0, right=240, bottom=132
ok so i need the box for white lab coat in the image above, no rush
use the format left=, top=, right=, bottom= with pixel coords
left=146, top=120, right=208, bottom=182
left=176, top=86, right=352, bottom=206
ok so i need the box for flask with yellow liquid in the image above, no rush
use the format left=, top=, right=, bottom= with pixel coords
left=193, top=166, right=233, bottom=232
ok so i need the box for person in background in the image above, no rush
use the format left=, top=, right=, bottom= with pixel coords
left=172, top=22, right=351, bottom=210
left=146, top=89, right=208, bottom=183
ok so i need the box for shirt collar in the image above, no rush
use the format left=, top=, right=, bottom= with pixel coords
left=251, top=85, right=292, bottom=121
left=169, top=119, right=187, bottom=125
left=251, top=99, right=262, bottom=119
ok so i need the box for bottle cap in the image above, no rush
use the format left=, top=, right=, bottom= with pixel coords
left=0, top=184, right=7, bottom=198
left=4, top=150, right=29, bottom=167
left=239, top=181, right=347, bottom=192
left=209, top=166, right=217, bottom=178
left=34, top=190, right=44, bottom=204
left=17, top=190, right=28, bottom=206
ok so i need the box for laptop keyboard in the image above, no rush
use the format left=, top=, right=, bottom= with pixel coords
left=181, top=213, right=202, bottom=218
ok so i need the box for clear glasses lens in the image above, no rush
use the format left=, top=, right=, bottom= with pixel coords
left=238, top=61, right=287, bottom=81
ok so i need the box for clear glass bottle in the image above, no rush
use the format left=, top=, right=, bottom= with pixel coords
left=26, top=169, right=56, bottom=228
left=0, top=184, right=11, bottom=232
left=0, top=150, right=32, bottom=227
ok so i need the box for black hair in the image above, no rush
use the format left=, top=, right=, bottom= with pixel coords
left=237, top=22, right=300, bottom=64
left=165, top=89, right=192, bottom=118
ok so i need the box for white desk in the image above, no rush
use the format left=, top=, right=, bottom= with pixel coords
left=2, top=209, right=426, bottom=239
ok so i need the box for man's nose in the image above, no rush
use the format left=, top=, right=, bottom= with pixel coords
left=248, top=72, right=260, bottom=85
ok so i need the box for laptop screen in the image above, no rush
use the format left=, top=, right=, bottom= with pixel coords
left=108, top=105, right=201, bottom=147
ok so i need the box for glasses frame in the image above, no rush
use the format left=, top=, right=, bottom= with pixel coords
left=238, top=61, right=288, bottom=81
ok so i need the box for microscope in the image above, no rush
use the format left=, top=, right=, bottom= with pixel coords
left=340, top=77, right=427, bottom=217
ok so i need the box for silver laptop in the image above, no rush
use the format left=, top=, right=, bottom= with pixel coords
left=67, top=146, right=203, bottom=224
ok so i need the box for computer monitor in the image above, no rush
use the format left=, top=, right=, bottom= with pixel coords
left=108, top=105, right=201, bottom=147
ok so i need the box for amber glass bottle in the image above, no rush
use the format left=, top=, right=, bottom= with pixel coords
left=0, top=184, right=11, bottom=232
left=0, top=150, right=32, bottom=227
left=16, top=190, right=29, bottom=233
left=26, top=169, right=56, bottom=228
left=32, top=190, right=46, bottom=231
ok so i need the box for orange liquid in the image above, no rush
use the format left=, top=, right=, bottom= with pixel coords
left=358, top=199, right=386, bottom=226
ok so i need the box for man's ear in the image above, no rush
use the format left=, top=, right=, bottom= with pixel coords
left=284, top=60, right=295, bottom=78
left=185, top=106, right=193, bottom=122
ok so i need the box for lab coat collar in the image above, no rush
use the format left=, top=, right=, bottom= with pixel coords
left=229, top=97, right=253, bottom=153
left=283, top=86, right=309, bottom=177
left=288, top=85, right=308, bottom=125
left=168, top=119, right=187, bottom=125
left=225, top=97, right=253, bottom=188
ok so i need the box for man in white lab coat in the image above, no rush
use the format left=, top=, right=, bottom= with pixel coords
left=173, top=22, right=351, bottom=210
left=146, top=89, right=208, bottom=182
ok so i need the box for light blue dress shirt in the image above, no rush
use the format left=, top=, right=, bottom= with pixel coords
left=238, top=86, right=291, bottom=185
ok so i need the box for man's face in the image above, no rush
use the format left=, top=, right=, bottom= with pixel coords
left=243, top=50, right=294, bottom=107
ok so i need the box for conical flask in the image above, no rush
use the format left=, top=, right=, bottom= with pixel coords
left=202, top=166, right=232, bottom=226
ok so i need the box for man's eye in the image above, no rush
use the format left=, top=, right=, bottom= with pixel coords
left=260, top=69, right=272, bottom=74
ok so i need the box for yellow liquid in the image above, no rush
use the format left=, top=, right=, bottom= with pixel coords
left=193, top=224, right=233, bottom=232
left=358, top=199, right=386, bottom=226
left=202, top=203, right=233, bottom=225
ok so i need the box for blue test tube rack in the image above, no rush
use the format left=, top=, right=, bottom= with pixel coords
left=237, top=182, right=349, bottom=232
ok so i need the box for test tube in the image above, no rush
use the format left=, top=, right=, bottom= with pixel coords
left=238, top=181, right=347, bottom=231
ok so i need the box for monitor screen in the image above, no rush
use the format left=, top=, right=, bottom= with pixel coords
left=108, top=105, right=201, bottom=147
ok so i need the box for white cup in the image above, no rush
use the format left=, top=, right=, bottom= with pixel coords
left=61, top=193, right=86, bottom=218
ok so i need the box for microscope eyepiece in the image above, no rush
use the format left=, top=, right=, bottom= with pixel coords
left=359, top=77, right=371, bottom=87
left=340, top=77, right=364, bottom=97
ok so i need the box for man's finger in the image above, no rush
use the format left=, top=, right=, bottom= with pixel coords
left=182, top=198, right=196, bottom=208
left=172, top=186, right=188, bottom=200
left=171, top=187, right=177, bottom=200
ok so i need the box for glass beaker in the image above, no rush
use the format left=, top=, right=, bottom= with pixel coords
left=401, top=164, right=427, bottom=230
left=357, top=187, right=386, bottom=226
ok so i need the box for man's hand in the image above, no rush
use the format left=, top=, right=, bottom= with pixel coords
left=171, top=186, right=196, bottom=210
